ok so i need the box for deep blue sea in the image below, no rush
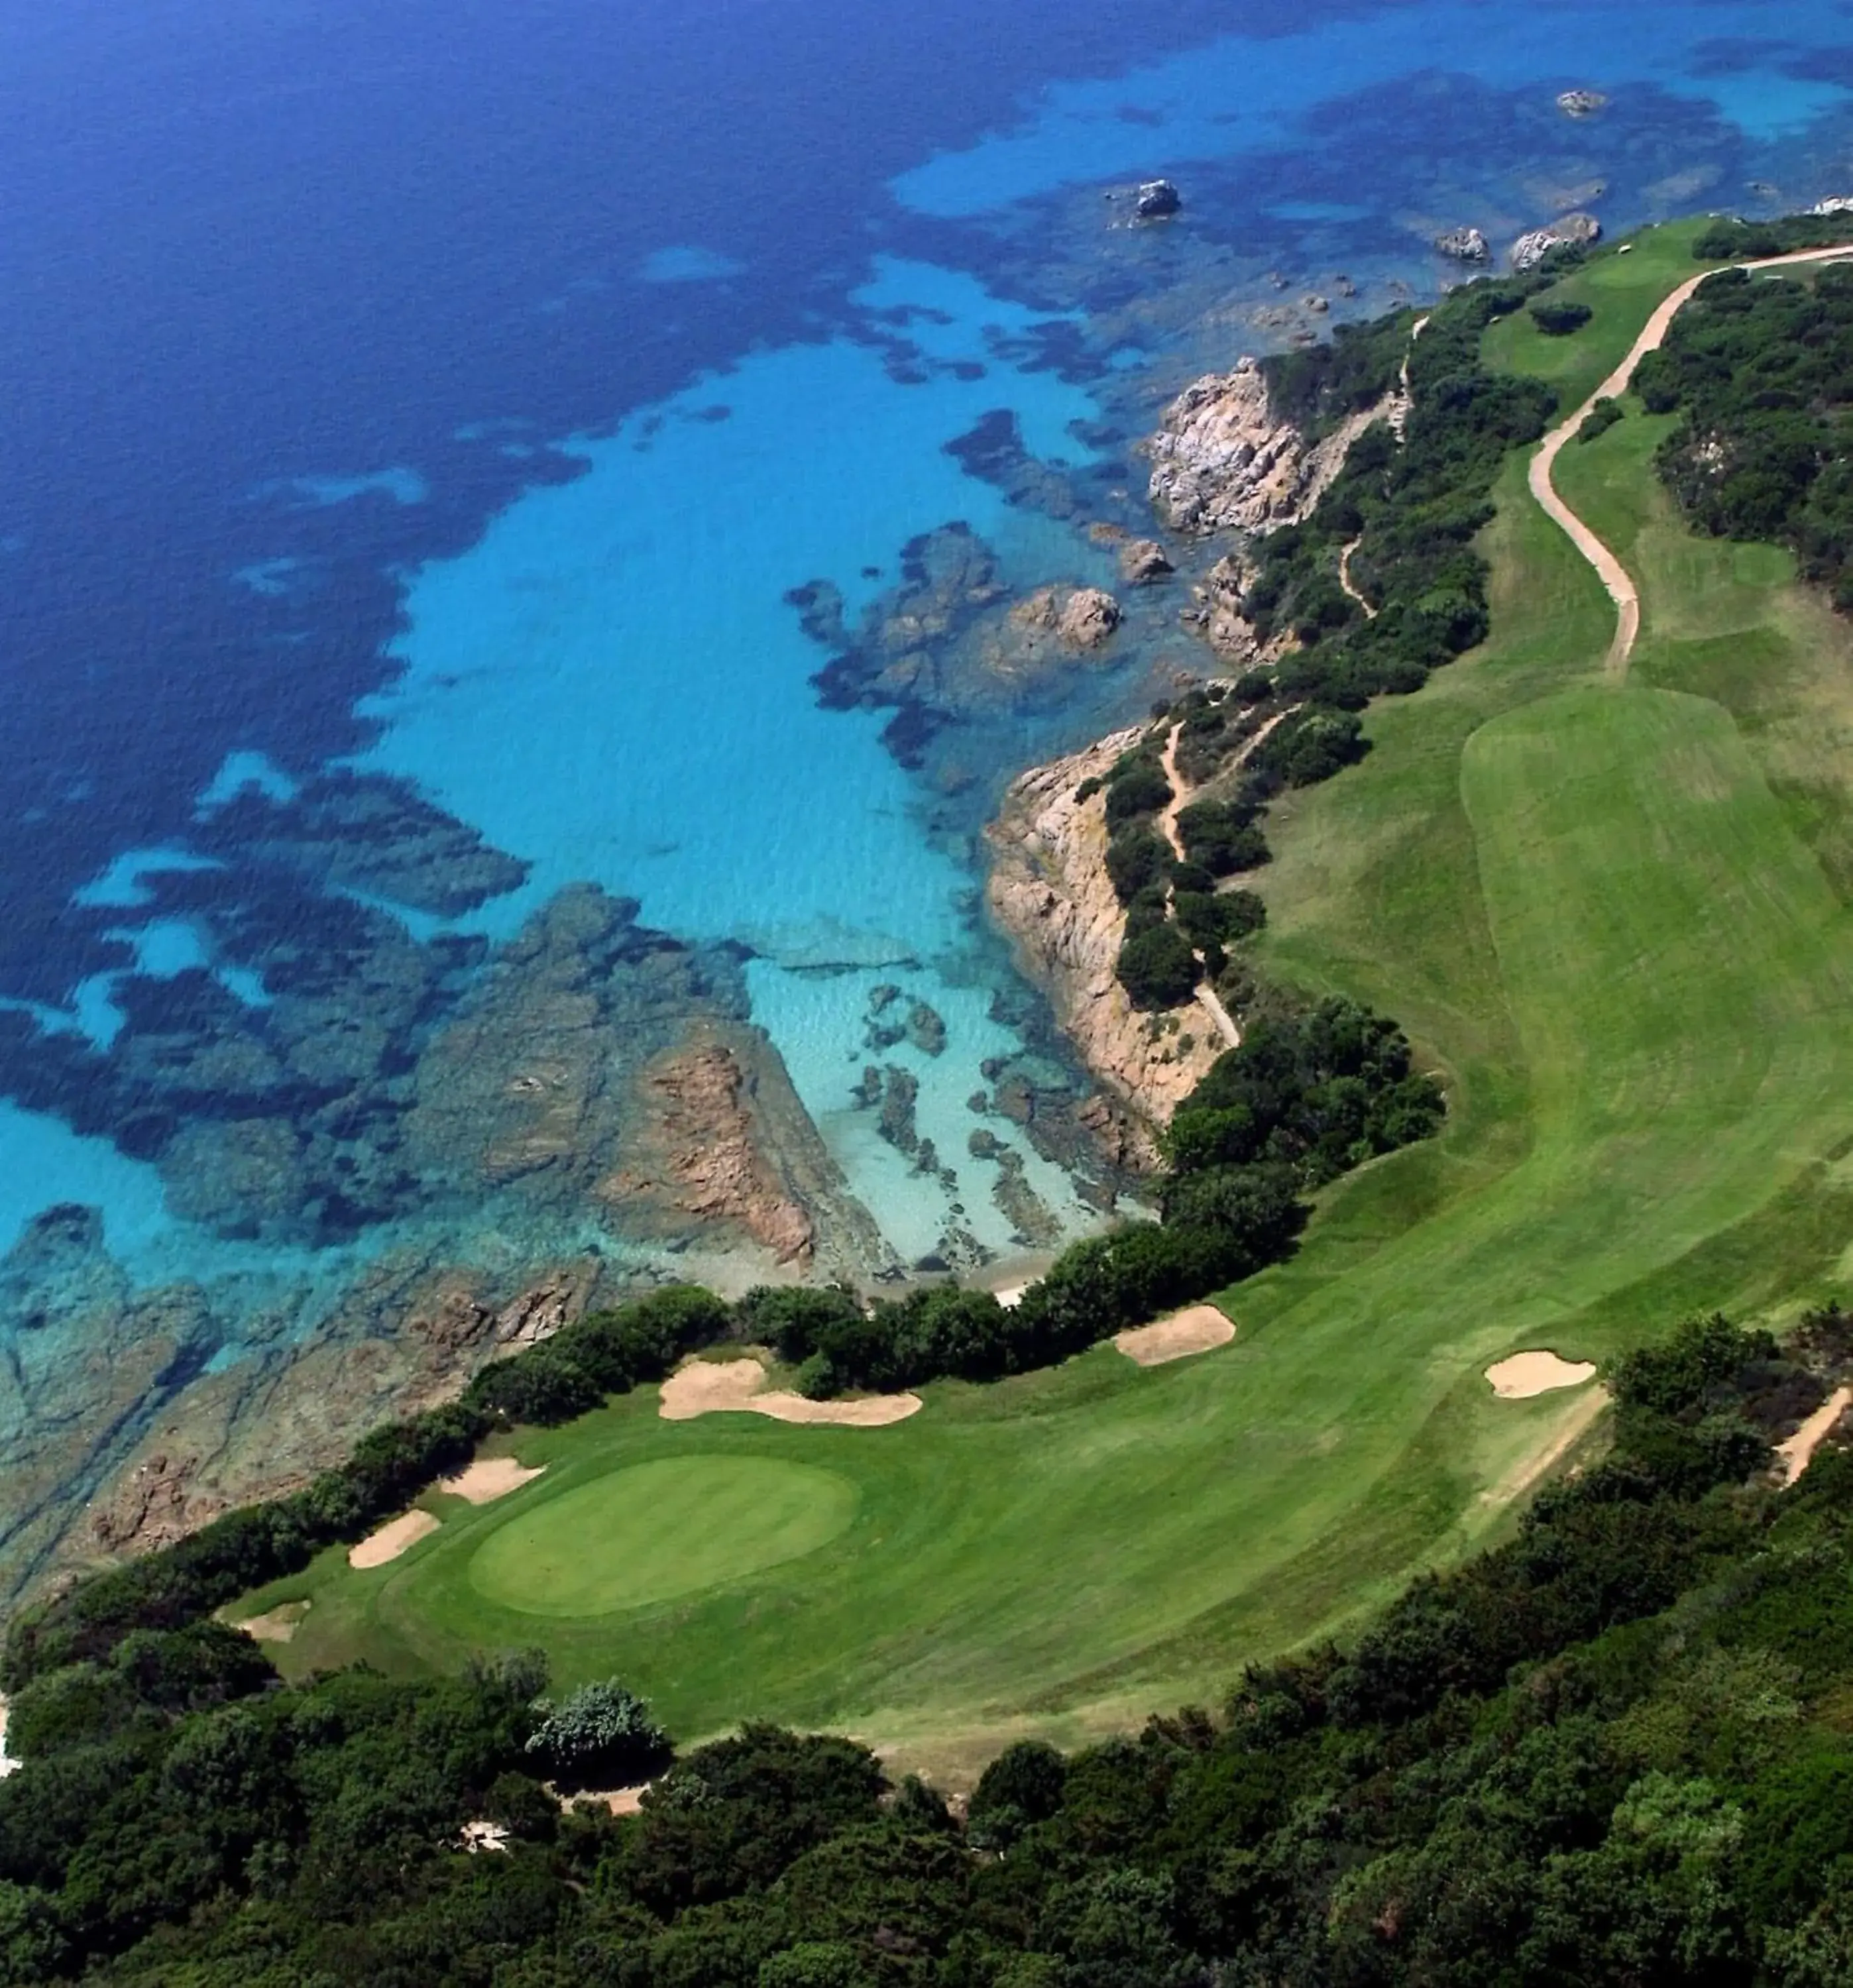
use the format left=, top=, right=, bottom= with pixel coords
left=7, top=0, right=1853, bottom=1349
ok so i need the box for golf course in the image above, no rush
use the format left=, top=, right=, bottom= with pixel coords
left=235, top=221, right=1853, bottom=1779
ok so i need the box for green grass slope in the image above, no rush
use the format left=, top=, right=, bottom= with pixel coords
left=239, top=223, right=1853, bottom=1777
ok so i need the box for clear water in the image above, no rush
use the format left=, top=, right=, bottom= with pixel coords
left=5, top=0, right=1853, bottom=1357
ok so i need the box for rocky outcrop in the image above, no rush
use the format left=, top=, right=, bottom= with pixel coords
left=985, top=730, right=1221, bottom=1144
left=1435, top=227, right=1490, bottom=262
left=1187, top=551, right=1295, bottom=668
left=1012, top=584, right=1122, bottom=650
left=1117, top=538, right=1174, bottom=586
left=1556, top=89, right=1608, bottom=119
left=1511, top=212, right=1602, bottom=272
left=1136, top=179, right=1182, bottom=219
left=0, top=1206, right=608, bottom=1592
left=803, top=526, right=1130, bottom=769
left=600, top=1022, right=887, bottom=1276
left=1146, top=359, right=1397, bottom=537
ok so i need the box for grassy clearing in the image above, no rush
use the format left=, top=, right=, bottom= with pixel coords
left=237, top=223, right=1853, bottom=1776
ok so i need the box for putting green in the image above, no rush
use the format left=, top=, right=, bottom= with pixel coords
left=467, top=1457, right=859, bottom=1618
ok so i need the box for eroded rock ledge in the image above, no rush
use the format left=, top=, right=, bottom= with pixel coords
left=1145, top=357, right=1399, bottom=537
left=986, top=730, right=1221, bottom=1150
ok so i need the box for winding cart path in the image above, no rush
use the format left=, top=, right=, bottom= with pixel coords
left=1528, top=244, right=1853, bottom=679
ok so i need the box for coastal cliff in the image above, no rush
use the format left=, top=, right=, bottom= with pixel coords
left=1146, top=356, right=1403, bottom=537
left=986, top=730, right=1222, bottom=1148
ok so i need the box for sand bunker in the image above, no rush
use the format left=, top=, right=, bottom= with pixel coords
left=235, top=1600, right=312, bottom=1643
left=658, top=1356, right=921, bottom=1427
left=1115, top=1305, right=1235, bottom=1366
left=348, top=1509, right=441, bottom=1569
left=563, top=1784, right=651, bottom=1816
left=1777, top=1384, right=1852, bottom=1486
left=1486, top=1351, right=1598, bottom=1399
left=440, top=1456, right=547, bottom=1504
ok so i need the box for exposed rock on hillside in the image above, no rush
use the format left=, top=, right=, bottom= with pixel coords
left=1146, top=357, right=1397, bottom=537
left=1511, top=211, right=1602, bottom=271
left=986, top=729, right=1221, bottom=1145
left=1191, top=551, right=1295, bottom=667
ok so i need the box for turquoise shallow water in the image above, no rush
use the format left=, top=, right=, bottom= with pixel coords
left=351, top=258, right=1112, bottom=1256
left=9, top=0, right=1853, bottom=1319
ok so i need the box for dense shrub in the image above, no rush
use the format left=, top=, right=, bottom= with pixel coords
left=1103, top=757, right=1172, bottom=828
left=1638, top=262, right=1853, bottom=608
left=1175, top=797, right=1268, bottom=877
left=524, top=1681, right=673, bottom=1792
left=1530, top=298, right=1593, bottom=336
left=1115, top=923, right=1201, bottom=1010
left=1105, top=827, right=1173, bottom=906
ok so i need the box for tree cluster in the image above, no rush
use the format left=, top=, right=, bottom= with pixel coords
left=1637, top=264, right=1853, bottom=610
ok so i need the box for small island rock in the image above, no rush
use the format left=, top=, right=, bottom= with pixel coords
left=1118, top=538, right=1174, bottom=586
left=1135, top=178, right=1182, bottom=219
left=1435, top=226, right=1490, bottom=261
left=1556, top=88, right=1608, bottom=118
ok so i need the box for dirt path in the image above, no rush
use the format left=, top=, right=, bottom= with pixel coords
left=1482, top=1386, right=1610, bottom=1510
left=1156, top=724, right=1191, bottom=862
left=1156, top=712, right=1307, bottom=1053
left=1337, top=538, right=1376, bottom=618
left=1157, top=725, right=1241, bottom=1050
left=1334, top=316, right=1426, bottom=618
left=1777, top=1384, right=1852, bottom=1485
left=1530, top=245, right=1853, bottom=679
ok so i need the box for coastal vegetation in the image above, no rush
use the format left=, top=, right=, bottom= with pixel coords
left=1097, top=256, right=1566, bottom=1017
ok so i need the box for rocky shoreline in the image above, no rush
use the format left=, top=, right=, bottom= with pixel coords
left=986, top=730, right=1223, bottom=1154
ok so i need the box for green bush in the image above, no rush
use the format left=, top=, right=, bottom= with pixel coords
left=1530, top=298, right=1593, bottom=337
left=525, top=1681, right=673, bottom=1792
left=1115, top=924, right=1200, bottom=1010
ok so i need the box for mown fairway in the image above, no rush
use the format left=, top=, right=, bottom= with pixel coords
left=245, top=223, right=1853, bottom=1777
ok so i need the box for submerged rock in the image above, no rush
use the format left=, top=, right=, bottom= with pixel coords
left=1135, top=178, right=1182, bottom=219
left=1511, top=211, right=1602, bottom=272
left=1435, top=226, right=1490, bottom=261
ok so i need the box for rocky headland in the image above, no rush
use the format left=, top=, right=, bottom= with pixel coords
left=986, top=728, right=1223, bottom=1150
left=1145, top=356, right=1403, bottom=537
